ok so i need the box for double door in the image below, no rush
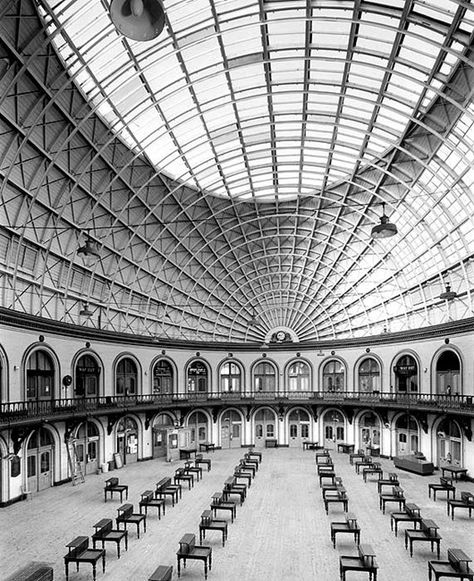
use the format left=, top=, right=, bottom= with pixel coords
left=289, top=422, right=309, bottom=447
left=117, top=432, right=138, bottom=465
left=323, top=423, right=345, bottom=450
left=75, top=440, right=99, bottom=475
left=27, top=446, right=53, bottom=493
left=396, top=430, right=418, bottom=455
left=221, top=422, right=242, bottom=449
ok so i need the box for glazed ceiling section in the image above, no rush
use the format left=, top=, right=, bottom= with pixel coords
left=0, top=0, right=473, bottom=343
left=38, top=0, right=472, bottom=201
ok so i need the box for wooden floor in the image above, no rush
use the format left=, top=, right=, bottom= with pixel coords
left=2, top=448, right=474, bottom=581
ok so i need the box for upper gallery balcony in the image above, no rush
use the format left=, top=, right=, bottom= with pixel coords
left=0, top=391, right=472, bottom=427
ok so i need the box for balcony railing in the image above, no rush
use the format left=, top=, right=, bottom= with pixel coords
left=0, top=391, right=472, bottom=426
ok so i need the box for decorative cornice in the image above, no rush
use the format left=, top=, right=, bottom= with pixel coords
left=1, top=306, right=473, bottom=353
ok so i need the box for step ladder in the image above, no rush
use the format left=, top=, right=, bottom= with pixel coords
left=66, top=438, right=85, bottom=485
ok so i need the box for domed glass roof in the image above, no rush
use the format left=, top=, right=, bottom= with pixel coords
left=0, top=0, right=473, bottom=342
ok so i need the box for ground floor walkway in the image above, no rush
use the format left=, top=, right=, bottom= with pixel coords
left=1, top=448, right=473, bottom=580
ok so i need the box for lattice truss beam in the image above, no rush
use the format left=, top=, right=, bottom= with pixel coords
left=0, top=0, right=473, bottom=343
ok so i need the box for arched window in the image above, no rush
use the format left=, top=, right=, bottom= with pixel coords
left=26, top=350, right=55, bottom=401
left=188, top=411, right=208, bottom=442
left=153, top=360, right=174, bottom=394
left=75, top=354, right=100, bottom=398
left=436, top=351, right=460, bottom=395
left=287, top=361, right=310, bottom=392
left=322, top=360, right=345, bottom=392
left=358, top=358, right=380, bottom=393
left=154, top=413, right=174, bottom=427
left=253, top=362, right=276, bottom=392
left=187, top=361, right=208, bottom=393
left=116, top=358, right=137, bottom=396
left=220, top=362, right=241, bottom=392
left=394, top=355, right=418, bottom=393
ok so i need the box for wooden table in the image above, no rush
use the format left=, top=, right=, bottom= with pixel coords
left=324, top=488, right=348, bottom=515
left=338, top=443, right=355, bottom=454
left=441, top=466, right=468, bottom=481
left=379, top=487, right=405, bottom=514
left=103, top=478, right=128, bottom=503
left=175, top=468, right=194, bottom=490
left=362, top=463, right=383, bottom=482
left=211, top=492, right=237, bottom=523
left=65, top=536, right=106, bottom=581
left=330, top=513, right=360, bottom=548
left=428, top=478, right=456, bottom=501
left=199, top=510, right=228, bottom=547
left=447, top=492, right=474, bottom=520
left=247, top=448, right=263, bottom=462
left=139, top=490, right=165, bottom=519
left=199, top=442, right=215, bottom=452
left=429, top=548, right=474, bottom=581
left=349, top=450, right=365, bottom=465
left=176, top=533, right=212, bottom=579
left=116, top=503, right=146, bottom=539
left=303, top=441, right=322, bottom=450
left=390, top=503, right=421, bottom=536
left=377, top=474, right=399, bottom=493
left=405, top=519, right=441, bottom=558
left=195, top=454, right=212, bottom=471
left=179, top=446, right=197, bottom=460
left=315, top=450, right=331, bottom=464
left=92, top=518, right=128, bottom=559
left=340, top=543, right=378, bottom=581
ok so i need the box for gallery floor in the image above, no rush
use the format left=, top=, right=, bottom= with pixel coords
left=1, top=447, right=473, bottom=581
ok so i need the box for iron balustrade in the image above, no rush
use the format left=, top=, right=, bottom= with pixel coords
left=0, top=391, right=472, bottom=426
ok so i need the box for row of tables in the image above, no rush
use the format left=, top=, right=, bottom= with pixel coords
left=311, top=442, right=473, bottom=580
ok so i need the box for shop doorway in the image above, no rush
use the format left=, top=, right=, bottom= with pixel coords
left=116, top=417, right=139, bottom=465
left=26, top=428, right=54, bottom=493
left=254, top=409, right=276, bottom=448
left=75, top=421, right=99, bottom=475
left=288, top=409, right=310, bottom=447
left=323, top=410, right=345, bottom=450
left=220, top=410, right=242, bottom=449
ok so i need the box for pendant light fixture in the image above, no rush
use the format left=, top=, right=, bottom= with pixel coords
left=439, top=284, right=457, bottom=301
left=371, top=202, right=398, bottom=239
